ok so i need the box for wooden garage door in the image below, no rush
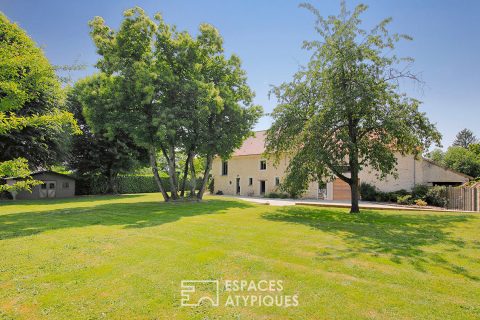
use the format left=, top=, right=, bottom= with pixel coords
left=332, top=178, right=360, bottom=201
left=333, top=178, right=350, bottom=200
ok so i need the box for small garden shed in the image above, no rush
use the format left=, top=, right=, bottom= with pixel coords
left=6, top=171, right=76, bottom=200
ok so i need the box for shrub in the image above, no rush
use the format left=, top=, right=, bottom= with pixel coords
left=117, top=175, right=162, bottom=194
left=414, top=199, right=427, bottom=206
left=266, top=192, right=289, bottom=199
left=360, top=182, right=377, bottom=201
left=76, top=174, right=202, bottom=195
left=411, top=184, right=429, bottom=199
left=395, top=189, right=410, bottom=196
left=425, top=186, right=448, bottom=207
left=374, top=191, right=388, bottom=202
left=397, top=194, right=413, bottom=205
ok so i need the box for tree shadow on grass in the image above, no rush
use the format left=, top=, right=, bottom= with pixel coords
left=0, top=194, right=145, bottom=207
left=0, top=199, right=252, bottom=240
left=262, top=206, right=480, bottom=280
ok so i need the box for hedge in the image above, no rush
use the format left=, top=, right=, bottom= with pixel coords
left=76, top=175, right=203, bottom=195
left=359, top=182, right=448, bottom=207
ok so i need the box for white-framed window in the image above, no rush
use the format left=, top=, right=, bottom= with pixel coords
left=222, top=161, right=228, bottom=176
left=260, top=160, right=267, bottom=170
left=63, top=182, right=70, bottom=189
left=248, top=177, right=253, bottom=186
left=275, top=177, right=280, bottom=186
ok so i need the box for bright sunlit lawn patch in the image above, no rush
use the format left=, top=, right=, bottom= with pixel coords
left=0, top=193, right=479, bottom=319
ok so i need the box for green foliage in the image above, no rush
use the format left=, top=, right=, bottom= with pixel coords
left=360, top=184, right=446, bottom=207
left=265, top=2, right=441, bottom=213
left=426, top=148, right=445, bottom=164
left=86, top=7, right=261, bottom=201
left=375, top=190, right=408, bottom=203
left=469, top=143, right=480, bottom=156
left=443, top=146, right=480, bottom=178
left=359, top=183, right=410, bottom=203
left=0, top=13, right=61, bottom=112
left=452, top=128, right=477, bottom=148
left=265, top=192, right=290, bottom=199
left=359, top=182, right=377, bottom=201
left=411, top=184, right=429, bottom=200
left=0, top=158, right=42, bottom=193
left=66, top=83, right=148, bottom=193
left=425, top=186, right=448, bottom=207
left=397, top=194, right=413, bottom=205
left=0, top=13, right=79, bottom=194
left=76, top=174, right=202, bottom=195
left=0, top=13, right=80, bottom=168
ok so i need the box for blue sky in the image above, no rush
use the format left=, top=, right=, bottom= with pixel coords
left=1, top=0, right=479, bottom=148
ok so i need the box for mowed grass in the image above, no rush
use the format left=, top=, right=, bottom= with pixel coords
left=0, top=194, right=479, bottom=319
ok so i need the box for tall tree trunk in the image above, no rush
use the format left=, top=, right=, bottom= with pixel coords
left=180, top=151, right=191, bottom=197
left=149, top=150, right=170, bottom=201
left=348, top=115, right=360, bottom=214
left=189, top=152, right=196, bottom=198
left=197, top=153, right=213, bottom=200
left=108, top=170, right=118, bottom=195
left=349, top=167, right=360, bottom=213
left=161, top=146, right=179, bottom=200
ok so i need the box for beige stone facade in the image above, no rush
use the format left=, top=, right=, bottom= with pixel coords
left=211, top=131, right=470, bottom=200
left=212, top=155, right=320, bottom=198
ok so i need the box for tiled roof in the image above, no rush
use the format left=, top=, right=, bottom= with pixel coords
left=232, top=130, right=266, bottom=156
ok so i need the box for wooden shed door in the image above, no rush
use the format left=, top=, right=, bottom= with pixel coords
left=47, top=181, right=56, bottom=198
left=39, top=181, right=56, bottom=198
left=333, top=178, right=356, bottom=201
left=39, top=182, right=48, bottom=198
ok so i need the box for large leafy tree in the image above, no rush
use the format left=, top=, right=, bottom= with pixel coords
left=265, top=2, right=441, bottom=213
left=452, top=128, right=477, bottom=148
left=0, top=13, right=79, bottom=194
left=66, top=80, right=148, bottom=194
left=0, top=13, right=76, bottom=169
left=86, top=7, right=261, bottom=201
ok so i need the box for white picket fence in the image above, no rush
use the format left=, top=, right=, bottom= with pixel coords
left=447, top=186, right=480, bottom=212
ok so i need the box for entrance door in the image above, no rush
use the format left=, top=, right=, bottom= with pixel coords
left=236, top=178, right=241, bottom=195
left=260, top=180, right=266, bottom=195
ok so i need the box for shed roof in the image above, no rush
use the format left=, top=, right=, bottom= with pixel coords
left=4, top=170, right=76, bottom=181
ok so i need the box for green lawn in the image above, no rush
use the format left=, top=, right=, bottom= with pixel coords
left=0, top=194, right=479, bottom=319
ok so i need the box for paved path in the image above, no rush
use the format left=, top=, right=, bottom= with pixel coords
left=220, top=195, right=460, bottom=212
